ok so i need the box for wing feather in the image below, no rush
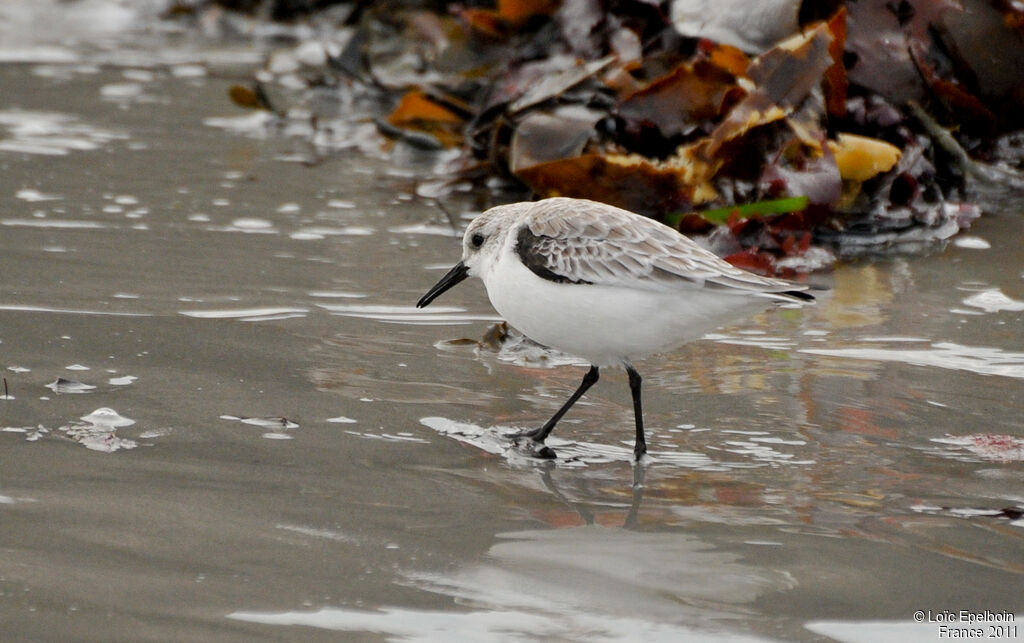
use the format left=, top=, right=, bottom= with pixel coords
left=516, top=198, right=810, bottom=298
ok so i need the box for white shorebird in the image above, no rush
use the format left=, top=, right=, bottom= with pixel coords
left=417, top=197, right=814, bottom=460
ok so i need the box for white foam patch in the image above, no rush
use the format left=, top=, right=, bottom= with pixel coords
left=961, top=288, right=1024, bottom=313
left=202, top=112, right=276, bottom=134
left=275, top=524, right=357, bottom=542
left=80, top=407, right=134, bottom=428
left=953, top=236, right=991, bottom=249
left=179, top=307, right=308, bottom=322
left=388, top=223, right=461, bottom=237
left=58, top=407, right=137, bottom=452
left=231, top=217, right=274, bottom=229
left=290, top=225, right=374, bottom=237
left=307, top=291, right=366, bottom=299
left=343, top=430, right=429, bottom=444
left=171, top=64, right=206, bottom=78
left=0, top=109, right=126, bottom=155
left=1, top=218, right=107, bottom=229
left=419, top=417, right=721, bottom=469
left=100, top=82, right=143, bottom=99
left=220, top=415, right=299, bottom=430
left=15, top=188, right=62, bottom=201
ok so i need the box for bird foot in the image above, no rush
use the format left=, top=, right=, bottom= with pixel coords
left=506, top=429, right=556, bottom=459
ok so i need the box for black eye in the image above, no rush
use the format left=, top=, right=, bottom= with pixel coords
left=471, top=233, right=485, bottom=248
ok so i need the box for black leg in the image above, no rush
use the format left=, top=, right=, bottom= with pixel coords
left=513, top=365, right=599, bottom=444
left=625, top=364, right=646, bottom=459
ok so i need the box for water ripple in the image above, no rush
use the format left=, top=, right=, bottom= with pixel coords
left=800, top=341, right=1024, bottom=379
left=319, top=303, right=499, bottom=325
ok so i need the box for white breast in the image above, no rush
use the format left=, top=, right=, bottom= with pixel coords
left=482, top=248, right=772, bottom=366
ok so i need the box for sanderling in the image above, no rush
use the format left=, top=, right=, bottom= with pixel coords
left=417, top=197, right=814, bottom=460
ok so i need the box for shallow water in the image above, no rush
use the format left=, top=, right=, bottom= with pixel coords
left=1, top=6, right=1023, bottom=642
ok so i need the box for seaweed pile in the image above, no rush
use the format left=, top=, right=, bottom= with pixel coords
left=171, top=0, right=1024, bottom=273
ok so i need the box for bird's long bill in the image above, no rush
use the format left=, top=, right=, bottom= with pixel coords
left=416, top=261, right=469, bottom=308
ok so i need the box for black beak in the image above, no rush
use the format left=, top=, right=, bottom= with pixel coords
left=416, top=261, right=469, bottom=308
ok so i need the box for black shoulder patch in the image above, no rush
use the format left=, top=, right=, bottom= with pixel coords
left=515, top=226, right=592, bottom=285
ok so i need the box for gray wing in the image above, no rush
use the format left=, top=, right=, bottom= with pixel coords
left=517, top=198, right=811, bottom=298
